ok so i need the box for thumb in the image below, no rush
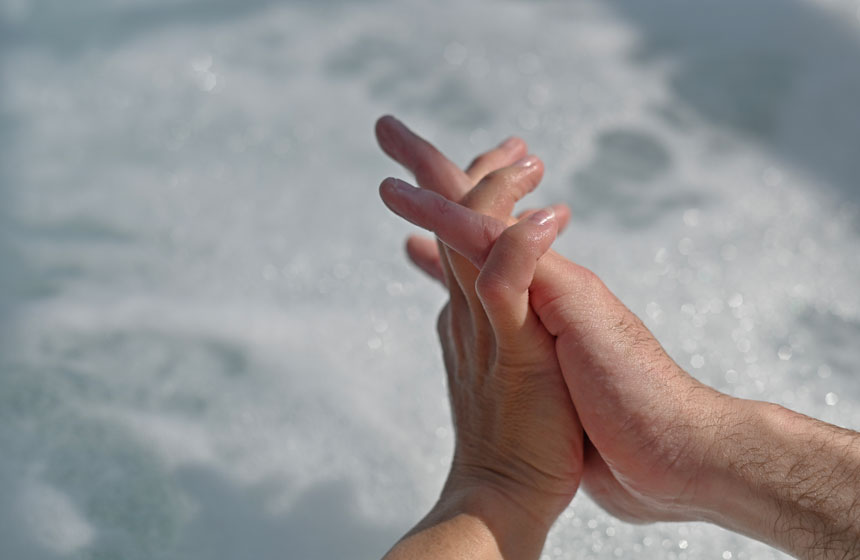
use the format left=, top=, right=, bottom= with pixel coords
left=475, top=208, right=558, bottom=345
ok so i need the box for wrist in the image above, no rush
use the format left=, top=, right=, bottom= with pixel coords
left=420, top=470, right=558, bottom=559
left=699, top=399, right=860, bottom=558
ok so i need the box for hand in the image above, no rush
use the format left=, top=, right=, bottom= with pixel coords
left=380, top=163, right=725, bottom=523
left=376, top=115, right=724, bottom=524
left=379, top=118, right=583, bottom=560
left=375, top=115, right=572, bottom=286
left=377, top=117, right=860, bottom=559
left=433, top=203, right=582, bottom=536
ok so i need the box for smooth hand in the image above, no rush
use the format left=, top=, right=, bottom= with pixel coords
left=380, top=118, right=583, bottom=560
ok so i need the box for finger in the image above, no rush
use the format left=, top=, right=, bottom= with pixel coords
left=405, top=235, right=446, bottom=286
left=464, top=136, right=528, bottom=184
left=518, top=203, right=571, bottom=234
left=379, top=177, right=505, bottom=268
left=447, top=156, right=544, bottom=315
left=380, top=175, right=597, bottom=336
left=375, top=115, right=470, bottom=201
left=375, top=116, right=529, bottom=333
left=461, top=155, right=545, bottom=219
left=448, top=139, right=530, bottom=341
left=375, top=116, right=471, bottom=322
left=475, top=208, right=558, bottom=341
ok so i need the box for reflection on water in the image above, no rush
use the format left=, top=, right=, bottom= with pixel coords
left=1, top=0, right=858, bottom=558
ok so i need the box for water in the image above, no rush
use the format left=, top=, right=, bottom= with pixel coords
left=1, top=0, right=859, bottom=558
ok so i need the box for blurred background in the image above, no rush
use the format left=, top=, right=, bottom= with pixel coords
left=1, top=0, right=859, bottom=558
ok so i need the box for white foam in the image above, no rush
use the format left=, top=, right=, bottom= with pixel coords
left=2, top=0, right=859, bottom=558
left=19, top=478, right=95, bottom=554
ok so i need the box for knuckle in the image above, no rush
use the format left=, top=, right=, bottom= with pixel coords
left=475, top=270, right=510, bottom=305
left=572, top=264, right=604, bottom=295
left=431, top=191, right=451, bottom=217
left=477, top=218, right=503, bottom=263
left=496, top=223, right=530, bottom=255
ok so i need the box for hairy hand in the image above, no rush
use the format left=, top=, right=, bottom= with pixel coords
left=378, top=116, right=860, bottom=559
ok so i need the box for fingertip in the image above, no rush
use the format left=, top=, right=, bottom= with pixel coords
left=513, top=153, right=544, bottom=174
left=464, top=136, right=530, bottom=185
left=498, top=135, right=526, bottom=150
left=379, top=175, right=398, bottom=192
left=522, top=207, right=560, bottom=259
left=499, top=136, right=528, bottom=159
left=375, top=116, right=391, bottom=145
left=532, top=157, right=546, bottom=186
left=375, top=114, right=400, bottom=135
left=378, top=176, right=397, bottom=201
left=552, top=203, right=572, bottom=228
left=519, top=203, right=570, bottom=234
left=405, top=233, right=429, bottom=255
left=379, top=177, right=415, bottom=215
left=527, top=207, right=557, bottom=230
left=511, top=154, right=534, bottom=169
left=379, top=176, right=416, bottom=196
left=375, top=115, right=407, bottom=158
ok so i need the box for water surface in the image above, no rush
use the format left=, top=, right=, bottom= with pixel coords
left=2, top=0, right=859, bottom=558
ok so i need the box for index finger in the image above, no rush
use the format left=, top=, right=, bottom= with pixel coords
left=379, top=178, right=504, bottom=268
left=375, top=116, right=470, bottom=201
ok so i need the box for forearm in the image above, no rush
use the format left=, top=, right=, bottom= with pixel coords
left=704, top=399, right=860, bottom=559
left=383, top=480, right=553, bottom=560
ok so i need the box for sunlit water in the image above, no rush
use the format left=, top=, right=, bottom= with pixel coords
left=2, top=0, right=859, bottom=558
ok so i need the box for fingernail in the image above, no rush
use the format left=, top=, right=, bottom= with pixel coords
left=514, top=155, right=539, bottom=168
left=499, top=136, right=520, bottom=150
left=383, top=177, right=419, bottom=195
left=529, top=207, right=555, bottom=226
left=379, top=116, right=407, bottom=139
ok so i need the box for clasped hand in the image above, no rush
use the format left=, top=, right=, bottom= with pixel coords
left=377, top=116, right=860, bottom=560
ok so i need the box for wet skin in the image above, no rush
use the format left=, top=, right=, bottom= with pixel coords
left=378, top=116, right=860, bottom=560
